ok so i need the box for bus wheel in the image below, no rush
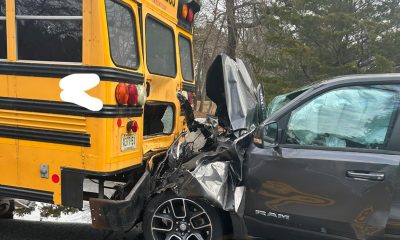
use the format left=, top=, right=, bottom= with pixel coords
left=143, top=192, right=224, bottom=240
left=0, top=199, right=14, bottom=219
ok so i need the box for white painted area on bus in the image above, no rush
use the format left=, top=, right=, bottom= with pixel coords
left=60, top=74, right=103, bottom=112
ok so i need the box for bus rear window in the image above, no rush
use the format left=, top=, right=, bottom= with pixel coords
left=105, top=0, right=139, bottom=69
left=16, top=0, right=82, bottom=62
left=145, top=17, right=176, bottom=77
left=0, top=0, right=6, bottom=59
left=179, top=35, right=194, bottom=81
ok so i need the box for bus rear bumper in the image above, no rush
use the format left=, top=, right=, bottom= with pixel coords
left=89, top=170, right=151, bottom=231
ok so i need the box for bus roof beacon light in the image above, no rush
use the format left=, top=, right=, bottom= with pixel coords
left=182, top=4, right=189, bottom=19
left=187, top=8, right=194, bottom=22
left=178, top=0, right=201, bottom=24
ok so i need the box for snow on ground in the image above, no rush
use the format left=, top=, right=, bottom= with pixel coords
left=15, top=179, right=115, bottom=223
left=14, top=201, right=92, bottom=223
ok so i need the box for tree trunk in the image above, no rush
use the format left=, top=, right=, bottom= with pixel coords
left=226, top=0, right=237, bottom=59
left=198, top=51, right=210, bottom=112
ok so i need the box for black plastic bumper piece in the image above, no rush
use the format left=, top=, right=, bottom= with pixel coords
left=89, top=170, right=151, bottom=231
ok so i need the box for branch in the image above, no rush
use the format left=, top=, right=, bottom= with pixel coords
left=233, top=2, right=261, bottom=11
left=235, top=21, right=261, bottom=29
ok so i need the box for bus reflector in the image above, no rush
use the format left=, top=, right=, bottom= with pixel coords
left=127, top=84, right=138, bottom=105
left=115, top=83, right=129, bottom=105
left=117, top=118, right=122, bottom=128
left=182, top=4, right=189, bottom=19
left=52, top=174, right=60, bottom=184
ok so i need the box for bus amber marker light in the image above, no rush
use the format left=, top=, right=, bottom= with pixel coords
left=60, top=74, right=104, bottom=111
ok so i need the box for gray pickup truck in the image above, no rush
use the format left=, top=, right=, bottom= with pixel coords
left=143, top=54, right=400, bottom=240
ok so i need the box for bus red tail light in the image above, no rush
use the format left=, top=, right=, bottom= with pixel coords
left=127, top=84, right=138, bottom=106
left=127, top=120, right=138, bottom=133
left=115, top=83, right=129, bottom=105
left=132, top=120, right=138, bottom=133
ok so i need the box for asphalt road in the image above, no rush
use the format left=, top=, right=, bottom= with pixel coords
left=0, top=219, right=143, bottom=240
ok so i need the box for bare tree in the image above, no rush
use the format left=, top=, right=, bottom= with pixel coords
left=193, top=0, right=267, bottom=113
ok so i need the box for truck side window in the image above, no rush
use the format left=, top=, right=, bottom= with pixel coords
left=286, top=85, right=399, bottom=150
left=105, top=0, right=139, bottom=69
left=145, top=16, right=176, bottom=77
left=16, top=0, right=82, bottom=62
left=178, top=35, right=194, bottom=81
left=0, top=0, right=6, bottom=59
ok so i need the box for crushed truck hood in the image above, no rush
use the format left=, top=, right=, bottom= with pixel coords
left=206, top=54, right=264, bottom=131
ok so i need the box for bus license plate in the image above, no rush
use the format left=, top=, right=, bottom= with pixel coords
left=121, top=134, right=136, bottom=151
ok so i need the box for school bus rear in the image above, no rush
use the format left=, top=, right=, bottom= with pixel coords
left=0, top=0, right=198, bottom=215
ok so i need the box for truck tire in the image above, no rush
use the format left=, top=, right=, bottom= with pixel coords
left=143, top=192, right=224, bottom=240
left=0, top=199, right=14, bottom=219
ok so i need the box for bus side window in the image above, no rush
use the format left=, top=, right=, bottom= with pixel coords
left=105, top=0, right=139, bottom=70
left=0, top=0, right=6, bottom=59
left=178, top=35, right=194, bottom=82
left=145, top=17, right=176, bottom=77
left=15, top=0, right=82, bottom=62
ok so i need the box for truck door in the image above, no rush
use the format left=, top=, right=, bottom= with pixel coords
left=244, top=83, right=400, bottom=240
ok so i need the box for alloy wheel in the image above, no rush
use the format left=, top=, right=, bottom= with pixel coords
left=151, top=198, right=212, bottom=240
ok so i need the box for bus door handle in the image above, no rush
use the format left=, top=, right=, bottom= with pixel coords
left=346, top=171, right=385, bottom=181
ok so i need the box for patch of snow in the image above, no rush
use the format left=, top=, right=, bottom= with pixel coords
left=15, top=202, right=92, bottom=224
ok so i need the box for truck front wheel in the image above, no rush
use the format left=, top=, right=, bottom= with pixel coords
left=143, top=192, right=224, bottom=240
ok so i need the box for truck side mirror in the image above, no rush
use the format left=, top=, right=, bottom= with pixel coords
left=254, top=122, right=279, bottom=148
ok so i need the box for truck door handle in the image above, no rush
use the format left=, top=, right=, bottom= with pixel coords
left=346, top=171, right=385, bottom=181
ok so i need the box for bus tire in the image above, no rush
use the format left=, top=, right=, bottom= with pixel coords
left=0, top=199, right=14, bottom=219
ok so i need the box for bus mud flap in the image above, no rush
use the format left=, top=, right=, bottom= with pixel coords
left=89, top=170, right=151, bottom=231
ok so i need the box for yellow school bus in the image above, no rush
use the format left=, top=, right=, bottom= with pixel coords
left=0, top=0, right=199, bottom=221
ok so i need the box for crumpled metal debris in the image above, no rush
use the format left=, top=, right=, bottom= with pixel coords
left=154, top=124, right=253, bottom=213
left=155, top=54, right=262, bottom=214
